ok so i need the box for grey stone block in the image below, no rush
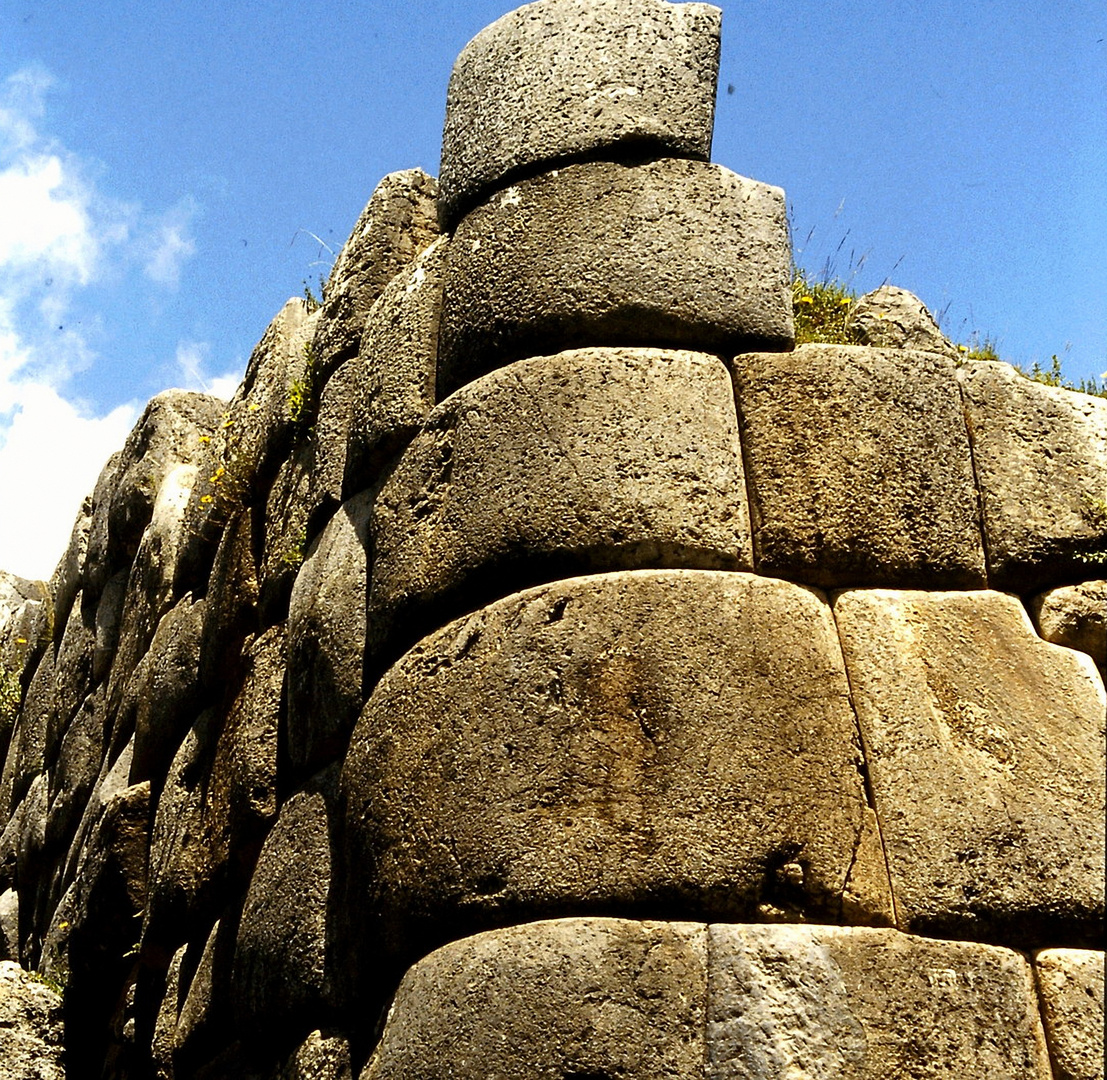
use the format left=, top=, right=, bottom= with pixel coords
left=733, top=344, right=987, bottom=589
left=343, top=570, right=891, bottom=974
left=438, top=0, right=721, bottom=228
left=960, top=360, right=1107, bottom=593
left=369, top=347, right=752, bottom=664
left=708, top=924, right=1052, bottom=1079
left=1033, top=948, right=1105, bottom=1080
left=438, top=158, right=792, bottom=397
left=361, top=918, right=707, bottom=1080
left=833, top=588, right=1106, bottom=949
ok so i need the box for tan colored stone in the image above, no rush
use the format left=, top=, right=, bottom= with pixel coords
left=960, top=361, right=1107, bottom=593
left=343, top=570, right=891, bottom=976
left=846, top=284, right=960, bottom=359
left=733, top=344, right=986, bottom=589
left=361, top=918, right=707, bottom=1080
left=0, top=960, right=65, bottom=1080
left=708, top=924, right=1052, bottom=1079
left=438, top=158, right=792, bottom=396
left=437, top=0, right=721, bottom=227
left=1034, top=949, right=1105, bottom=1080
left=834, top=588, right=1105, bottom=948
left=1030, top=580, right=1106, bottom=676
left=369, top=348, right=752, bottom=665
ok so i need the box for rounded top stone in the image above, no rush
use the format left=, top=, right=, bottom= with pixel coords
left=438, top=0, right=722, bottom=229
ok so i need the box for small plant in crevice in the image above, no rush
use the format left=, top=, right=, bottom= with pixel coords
left=1013, top=355, right=1106, bottom=399
left=287, top=341, right=319, bottom=431
left=791, top=269, right=864, bottom=347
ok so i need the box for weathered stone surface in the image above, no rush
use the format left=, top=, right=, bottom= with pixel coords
left=313, top=170, right=439, bottom=372
left=345, top=235, right=448, bottom=486
left=733, top=344, right=986, bottom=589
left=833, top=588, right=1105, bottom=948
left=708, top=924, right=1052, bottom=1079
left=233, top=766, right=338, bottom=1040
left=79, top=452, right=124, bottom=600
left=846, top=284, right=960, bottom=359
left=288, top=492, right=373, bottom=775
left=276, top=1030, right=352, bottom=1080
left=46, top=687, right=105, bottom=850
left=370, top=348, right=751, bottom=663
left=437, top=0, right=721, bottom=228
left=49, top=492, right=92, bottom=641
left=0, top=889, right=16, bottom=960
left=174, top=916, right=238, bottom=1073
left=343, top=570, right=891, bottom=975
left=362, top=918, right=707, bottom=1080
left=438, top=158, right=793, bottom=396
left=961, top=361, right=1107, bottom=593
left=1030, top=580, right=1106, bottom=676
left=198, top=508, right=258, bottom=694
left=259, top=440, right=314, bottom=626
left=1033, top=948, right=1105, bottom=1080
left=129, top=595, right=204, bottom=786
left=151, top=943, right=186, bottom=1080
left=0, top=959, right=65, bottom=1079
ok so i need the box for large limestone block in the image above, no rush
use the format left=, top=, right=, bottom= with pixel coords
left=343, top=571, right=891, bottom=974
left=313, top=170, right=439, bottom=371
left=833, top=589, right=1106, bottom=948
left=960, top=361, right=1107, bottom=593
left=1033, top=949, right=1105, bottom=1080
left=369, top=348, right=752, bottom=664
left=1030, top=580, right=1106, bottom=676
left=437, top=0, right=722, bottom=228
left=232, top=766, right=338, bottom=1041
left=438, top=158, right=793, bottom=396
left=344, top=235, right=448, bottom=487
left=361, top=918, right=707, bottom=1080
left=287, top=490, right=374, bottom=775
left=733, top=344, right=986, bottom=589
left=708, top=924, right=1052, bottom=1079
left=0, top=960, right=65, bottom=1080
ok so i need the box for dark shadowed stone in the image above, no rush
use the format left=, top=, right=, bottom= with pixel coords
left=0, top=960, right=65, bottom=1079
left=846, top=284, right=960, bottom=359
left=733, top=344, right=987, bottom=590
left=369, top=348, right=751, bottom=666
left=233, top=766, right=339, bottom=1043
left=151, top=943, right=187, bottom=1080
left=50, top=491, right=92, bottom=641
left=343, top=570, right=891, bottom=981
left=344, top=235, right=448, bottom=490
left=129, top=595, right=205, bottom=787
left=708, top=924, right=1052, bottom=1079
left=437, top=0, right=721, bottom=228
left=174, top=913, right=241, bottom=1075
left=79, top=452, right=124, bottom=602
left=92, top=570, right=129, bottom=684
left=960, top=361, right=1107, bottom=593
left=259, top=439, right=314, bottom=627
left=276, top=1030, right=352, bottom=1080
left=46, top=687, right=105, bottom=851
left=1033, top=948, right=1105, bottom=1080
left=362, top=918, right=707, bottom=1080
left=438, top=158, right=793, bottom=397
left=1029, top=580, right=1106, bottom=678
left=834, top=588, right=1105, bottom=949
left=287, top=492, right=373, bottom=775
left=313, top=170, right=439, bottom=373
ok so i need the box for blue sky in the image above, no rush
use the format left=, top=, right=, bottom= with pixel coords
left=1, top=0, right=1104, bottom=579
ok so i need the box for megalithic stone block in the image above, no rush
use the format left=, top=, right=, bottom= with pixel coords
left=437, top=158, right=793, bottom=398
left=368, top=347, right=753, bottom=666
left=437, top=0, right=722, bottom=229
left=342, top=570, right=892, bottom=976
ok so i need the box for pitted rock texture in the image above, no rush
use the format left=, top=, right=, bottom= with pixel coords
left=833, top=588, right=1106, bottom=948
left=0, top=960, right=65, bottom=1080
left=733, top=344, right=987, bottom=589
left=1033, top=949, right=1105, bottom=1080
left=437, top=0, right=721, bottom=228
left=846, top=284, right=960, bottom=359
left=961, top=360, right=1107, bottom=593
left=369, top=347, right=752, bottom=664
left=438, top=157, right=793, bottom=396
left=1030, top=580, right=1106, bottom=676
left=344, top=570, right=892, bottom=977
left=362, top=918, right=708, bottom=1080
left=708, top=923, right=1052, bottom=1079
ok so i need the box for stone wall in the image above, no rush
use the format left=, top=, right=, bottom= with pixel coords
left=0, top=1, right=1103, bottom=1077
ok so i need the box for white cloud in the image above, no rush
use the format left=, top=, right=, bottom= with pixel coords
left=173, top=340, right=240, bottom=400
left=0, top=66, right=202, bottom=579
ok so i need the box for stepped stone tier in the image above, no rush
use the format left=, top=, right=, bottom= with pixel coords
left=0, top=1, right=1103, bottom=1078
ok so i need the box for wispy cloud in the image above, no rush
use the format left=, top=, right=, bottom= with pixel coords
left=0, top=65, right=205, bottom=579
left=174, top=340, right=239, bottom=400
